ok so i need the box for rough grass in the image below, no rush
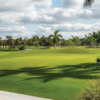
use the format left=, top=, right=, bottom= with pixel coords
left=0, top=46, right=100, bottom=100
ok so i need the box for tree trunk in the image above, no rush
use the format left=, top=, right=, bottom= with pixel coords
left=54, top=44, right=56, bottom=49
left=14, top=44, right=15, bottom=50
left=10, top=45, right=11, bottom=50
left=3, top=43, right=4, bottom=50
left=14, top=42, right=15, bottom=50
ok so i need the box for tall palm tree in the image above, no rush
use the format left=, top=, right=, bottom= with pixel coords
left=84, top=0, right=95, bottom=8
left=49, top=30, right=62, bottom=49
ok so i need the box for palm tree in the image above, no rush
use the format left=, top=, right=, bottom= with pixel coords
left=45, top=37, right=53, bottom=48
left=85, top=34, right=90, bottom=47
left=6, top=36, right=14, bottom=50
left=0, top=37, right=2, bottom=40
left=84, top=0, right=95, bottom=8
left=15, top=39, right=20, bottom=46
left=71, top=36, right=80, bottom=47
left=40, top=36, right=47, bottom=46
left=49, top=30, right=62, bottom=49
left=68, top=38, right=74, bottom=48
left=18, top=37, right=23, bottom=44
left=0, top=37, right=3, bottom=50
left=85, top=33, right=97, bottom=47
left=32, top=35, right=39, bottom=45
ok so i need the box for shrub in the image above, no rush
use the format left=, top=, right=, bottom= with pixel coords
left=35, top=42, right=39, bottom=47
left=19, top=45, right=25, bottom=50
left=97, top=58, right=100, bottom=63
left=46, top=41, right=51, bottom=48
left=78, top=80, right=100, bottom=100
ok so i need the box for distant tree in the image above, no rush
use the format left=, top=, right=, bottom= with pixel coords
left=0, top=37, right=3, bottom=50
left=46, top=41, right=52, bottom=48
left=84, top=33, right=97, bottom=47
left=40, top=36, right=47, bottom=46
left=18, top=37, right=23, bottom=44
left=15, top=39, right=20, bottom=46
left=71, top=36, right=80, bottom=47
left=2, top=40, right=7, bottom=49
left=89, top=32, right=98, bottom=47
left=39, top=41, right=44, bottom=46
left=27, top=39, right=34, bottom=45
left=23, top=37, right=28, bottom=45
left=0, top=37, right=2, bottom=40
left=49, top=30, right=63, bottom=49
left=6, top=36, right=14, bottom=49
left=45, top=37, right=52, bottom=48
left=68, top=38, right=73, bottom=48
left=32, top=35, right=39, bottom=45
left=79, top=38, right=86, bottom=46
left=60, top=39, right=67, bottom=46
left=33, top=35, right=39, bottom=41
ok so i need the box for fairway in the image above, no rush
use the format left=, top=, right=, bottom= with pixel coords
left=0, top=46, right=100, bottom=100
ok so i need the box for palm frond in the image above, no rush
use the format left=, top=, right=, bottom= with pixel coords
left=84, top=0, right=95, bottom=8
left=54, top=30, right=60, bottom=36
left=57, top=34, right=63, bottom=38
left=56, top=37, right=60, bottom=42
left=49, top=34, right=54, bottom=38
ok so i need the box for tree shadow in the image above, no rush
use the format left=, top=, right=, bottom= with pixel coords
left=0, top=63, right=100, bottom=82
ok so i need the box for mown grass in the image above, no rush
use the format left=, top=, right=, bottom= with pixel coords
left=0, top=46, right=100, bottom=100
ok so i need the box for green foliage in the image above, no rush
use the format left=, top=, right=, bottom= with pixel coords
left=97, top=58, right=100, bottom=63
left=84, top=0, right=95, bottom=8
left=21, top=41, right=26, bottom=45
left=46, top=41, right=52, bottom=48
left=35, top=42, right=40, bottom=47
left=19, top=45, right=25, bottom=50
left=0, top=40, right=3, bottom=45
left=39, top=41, right=44, bottom=46
left=78, top=80, right=100, bottom=100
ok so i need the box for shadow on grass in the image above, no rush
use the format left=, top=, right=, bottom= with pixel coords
left=0, top=63, right=100, bottom=82
left=0, top=50, right=18, bottom=52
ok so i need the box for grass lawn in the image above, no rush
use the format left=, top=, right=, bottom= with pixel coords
left=0, top=46, right=100, bottom=100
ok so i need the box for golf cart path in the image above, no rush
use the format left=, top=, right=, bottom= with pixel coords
left=0, top=90, right=53, bottom=100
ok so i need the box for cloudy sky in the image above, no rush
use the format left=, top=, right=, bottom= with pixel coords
left=0, top=0, right=100, bottom=39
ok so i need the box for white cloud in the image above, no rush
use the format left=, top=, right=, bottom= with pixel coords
left=0, top=0, right=100, bottom=39
left=0, top=25, right=35, bottom=39
left=34, top=23, right=100, bottom=39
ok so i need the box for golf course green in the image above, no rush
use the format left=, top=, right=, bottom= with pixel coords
left=0, top=46, right=100, bottom=100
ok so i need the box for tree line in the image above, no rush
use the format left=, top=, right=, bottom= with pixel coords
left=0, top=30, right=100, bottom=50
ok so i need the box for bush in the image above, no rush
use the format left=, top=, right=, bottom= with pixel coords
left=35, top=42, right=40, bottom=47
left=46, top=41, right=51, bottom=48
left=97, top=58, right=100, bottom=63
left=78, top=80, right=100, bottom=100
left=19, top=45, right=25, bottom=50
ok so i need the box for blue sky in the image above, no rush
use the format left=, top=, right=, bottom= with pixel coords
left=0, top=0, right=100, bottom=39
left=53, top=0, right=62, bottom=7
